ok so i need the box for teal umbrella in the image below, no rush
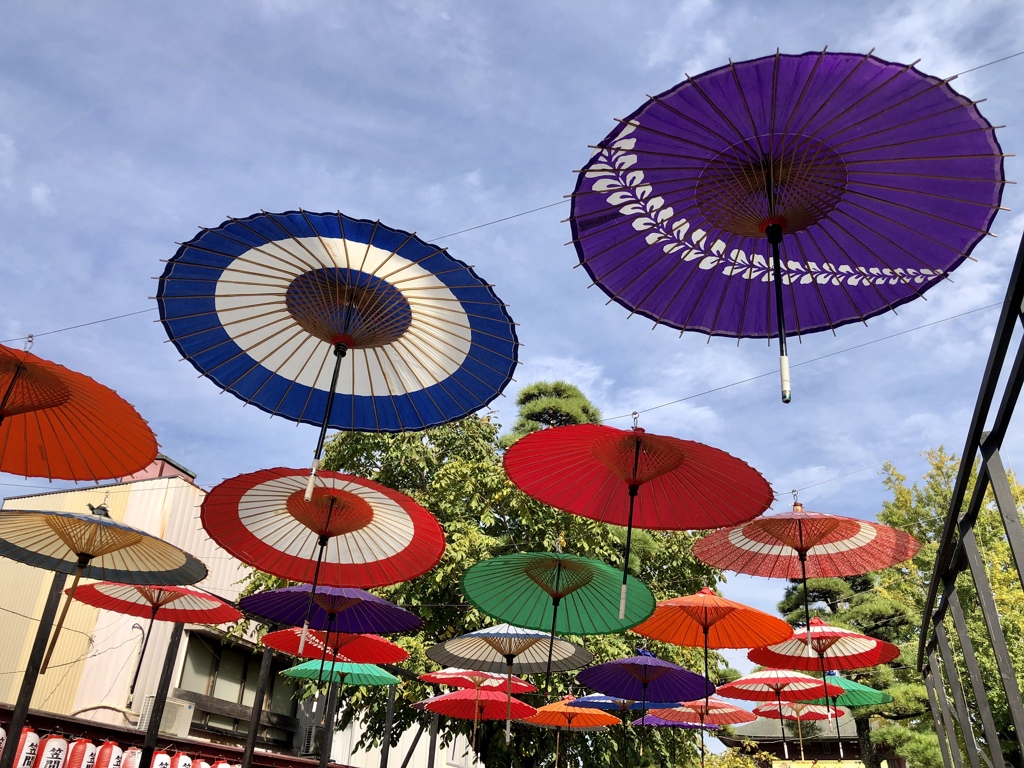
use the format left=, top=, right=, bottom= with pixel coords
left=806, top=674, right=893, bottom=708
left=282, top=660, right=399, bottom=686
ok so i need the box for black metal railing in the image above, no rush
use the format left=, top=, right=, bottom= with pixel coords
left=918, top=228, right=1024, bottom=768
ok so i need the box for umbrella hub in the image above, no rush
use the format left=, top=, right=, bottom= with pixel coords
left=694, top=134, right=848, bottom=239
left=589, top=430, right=686, bottom=485
left=757, top=514, right=845, bottom=551
left=311, top=595, right=362, bottom=615
left=286, top=487, right=374, bottom=537
left=0, top=357, right=72, bottom=418
left=524, top=557, right=595, bottom=599
left=137, top=587, right=189, bottom=610
left=44, top=516, right=145, bottom=559
left=284, top=267, right=413, bottom=349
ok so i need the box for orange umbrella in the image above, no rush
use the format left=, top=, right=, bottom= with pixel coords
left=0, top=343, right=157, bottom=481
left=632, top=587, right=793, bottom=713
left=524, top=697, right=620, bottom=768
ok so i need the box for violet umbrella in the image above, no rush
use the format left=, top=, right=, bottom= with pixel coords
left=630, top=715, right=719, bottom=768
left=570, top=50, right=1005, bottom=402
left=574, top=694, right=681, bottom=768
left=576, top=652, right=712, bottom=755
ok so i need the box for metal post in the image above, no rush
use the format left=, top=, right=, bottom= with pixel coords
left=929, top=651, right=964, bottom=768
left=398, top=724, right=425, bottom=768
left=934, top=628, right=980, bottom=768
left=0, top=571, right=67, bottom=768
left=140, top=622, right=184, bottom=768
left=241, top=646, right=275, bottom=768
left=925, top=670, right=955, bottom=768
left=949, top=591, right=1006, bottom=768
left=963, top=528, right=1024, bottom=757
left=426, top=713, right=438, bottom=768
left=318, top=678, right=340, bottom=768
left=982, top=444, right=1024, bottom=594
left=379, top=684, right=396, bottom=768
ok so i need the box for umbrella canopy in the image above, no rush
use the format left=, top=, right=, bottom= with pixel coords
left=202, top=467, right=446, bottom=588
left=261, top=628, right=409, bottom=664
left=426, top=624, right=593, bottom=676
left=281, top=660, right=399, bottom=686
left=650, top=697, right=757, bottom=726
left=69, top=583, right=239, bottom=624
left=576, top=654, right=712, bottom=704
left=754, top=701, right=845, bottom=721
left=426, top=624, right=592, bottom=744
left=157, top=210, right=519, bottom=433
left=504, top=423, right=772, bottom=616
left=0, top=506, right=207, bottom=674
left=525, top=697, right=621, bottom=729
left=717, top=668, right=842, bottom=762
left=239, top=585, right=422, bottom=634
left=420, top=668, right=536, bottom=694
left=570, top=50, right=1004, bottom=402
left=806, top=674, right=893, bottom=707
left=461, top=550, right=655, bottom=681
left=748, top=618, right=901, bottom=672
left=693, top=502, right=920, bottom=649
left=715, top=669, right=841, bottom=702
left=68, top=582, right=238, bottom=704
left=418, top=688, right=537, bottom=720
left=0, top=343, right=158, bottom=481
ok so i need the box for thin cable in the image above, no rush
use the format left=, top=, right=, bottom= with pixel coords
left=603, top=302, right=1001, bottom=422
left=0, top=308, right=155, bottom=344
left=954, top=50, right=1024, bottom=76
left=428, top=201, right=568, bottom=240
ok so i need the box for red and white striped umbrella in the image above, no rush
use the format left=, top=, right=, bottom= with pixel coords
left=648, top=697, right=755, bottom=768
left=70, top=582, right=239, bottom=704
left=420, top=668, right=537, bottom=694
left=203, top=466, right=445, bottom=650
left=717, top=669, right=842, bottom=761
left=261, top=627, right=409, bottom=664
left=753, top=701, right=846, bottom=761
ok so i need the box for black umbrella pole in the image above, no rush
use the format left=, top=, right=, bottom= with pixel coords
left=776, top=690, right=789, bottom=759
left=318, top=678, right=341, bottom=768
left=128, top=610, right=158, bottom=705
left=545, top=597, right=560, bottom=692
left=299, top=538, right=329, bottom=654
left=703, top=627, right=711, bottom=715
left=799, top=536, right=813, bottom=658
left=619, top=485, right=638, bottom=620
left=505, top=657, right=515, bottom=745
left=700, top=716, right=706, bottom=768
left=819, top=652, right=843, bottom=759
left=766, top=225, right=791, bottom=404
left=640, top=683, right=647, bottom=757
left=306, top=342, right=348, bottom=502
left=0, top=571, right=66, bottom=768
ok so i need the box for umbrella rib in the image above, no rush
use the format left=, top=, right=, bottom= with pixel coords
left=249, top=213, right=338, bottom=313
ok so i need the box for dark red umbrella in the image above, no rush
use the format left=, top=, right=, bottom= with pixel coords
left=417, top=689, right=537, bottom=749
left=748, top=617, right=900, bottom=759
left=504, top=422, right=772, bottom=617
left=693, top=500, right=919, bottom=646
left=261, top=627, right=409, bottom=664
left=69, top=582, right=240, bottom=704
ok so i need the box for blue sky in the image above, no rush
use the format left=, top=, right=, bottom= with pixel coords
left=2, top=0, right=1023, bottom=738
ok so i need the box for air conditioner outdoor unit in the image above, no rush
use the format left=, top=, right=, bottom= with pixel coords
left=299, top=726, right=323, bottom=757
left=137, top=696, right=195, bottom=738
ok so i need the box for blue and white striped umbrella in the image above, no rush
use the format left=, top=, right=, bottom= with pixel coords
left=157, top=210, right=519, bottom=433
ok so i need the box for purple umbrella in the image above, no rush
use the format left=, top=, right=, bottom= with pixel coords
left=630, top=715, right=718, bottom=729
left=239, top=585, right=421, bottom=634
left=576, top=653, right=713, bottom=756
left=570, top=50, right=1005, bottom=403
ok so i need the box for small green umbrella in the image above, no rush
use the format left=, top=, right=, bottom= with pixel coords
left=461, top=551, right=655, bottom=682
left=282, top=660, right=399, bottom=686
left=806, top=674, right=893, bottom=708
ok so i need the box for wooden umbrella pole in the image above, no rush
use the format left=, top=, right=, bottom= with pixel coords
left=41, top=562, right=86, bottom=673
left=504, top=656, right=515, bottom=745
left=554, top=728, right=560, bottom=768
left=797, top=714, right=805, bottom=760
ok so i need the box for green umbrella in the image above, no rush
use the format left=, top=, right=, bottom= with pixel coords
left=282, top=660, right=399, bottom=686
left=806, top=675, right=893, bottom=708
left=461, top=551, right=655, bottom=683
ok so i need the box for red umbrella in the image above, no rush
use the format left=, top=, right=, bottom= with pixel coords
left=261, top=627, right=409, bottom=664
left=420, top=668, right=537, bottom=694
left=748, top=617, right=899, bottom=759
left=69, top=582, right=238, bottom=705
left=716, top=669, right=841, bottom=761
left=649, top=697, right=756, bottom=768
left=417, top=689, right=537, bottom=748
left=753, top=701, right=847, bottom=761
left=203, top=466, right=445, bottom=648
left=693, top=500, right=920, bottom=639
left=504, top=422, right=772, bottom=617
left=0, top=342, right=158, bottom=481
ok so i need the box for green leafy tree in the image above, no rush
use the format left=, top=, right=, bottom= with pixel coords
left=242, top=382, right=720, bottom=768
left=500, top=380, right=603, bottom=447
